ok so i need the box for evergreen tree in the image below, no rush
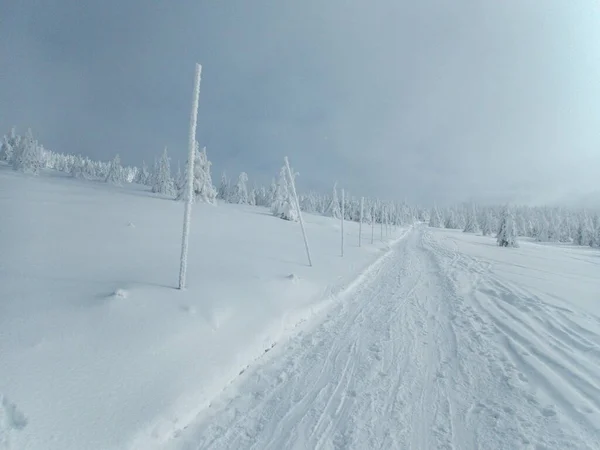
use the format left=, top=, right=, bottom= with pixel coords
left=134, top=161, right=150, bottom=185
left=326, top=182, right=342, bottom=219
left=218, top=172, right=231, bottom=202
left=266, top=179, right=277, bottom=206
left=481, top=209, right=494, bottom=236
left=428, top=206, right=442, bottom=228
left=444, top=209, right=458, bottom=229
left=105, top=154, right=125, bottom=185
left=177, top=145, right=217, bottom=204
left=12, top=128, right=42, bottom=175
left=70, top=155, right=86, bottom=179
left=232, top=172, right=249, bottom=204
left=496, top=205, right=519, bottom=247
left=270, top=165, right=298, bottom=221
left=175, top=161, right=183, bottom=191
left=534, top=215, right=550, bottom=242
left=152, top=148, right=176, bottom=196
left=0, top=134, right=14, bottom=163
left=463, top=204, right=480, bottom=233
left=574, top=212, right=593, bottom=246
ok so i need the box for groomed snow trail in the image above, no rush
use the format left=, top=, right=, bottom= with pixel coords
left=168, top=227, right=599, bottom=450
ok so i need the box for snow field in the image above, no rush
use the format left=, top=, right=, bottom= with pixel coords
left=0, top=165, right=408, bottom=450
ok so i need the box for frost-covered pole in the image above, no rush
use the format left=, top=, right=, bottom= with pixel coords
left=341, top=189, right=345, bottom=257
left=370, top=204, right=374, bottom=244
left=359, top=196, right=364, bottom=247
left=380, top=205, right=384, bottom=241
left=385, top=208, right=389, bottom=237
left=285, top=156, right=312, bottom=267
left=178, top=63, right=202, bottom=290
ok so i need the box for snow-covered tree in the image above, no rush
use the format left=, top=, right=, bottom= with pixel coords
left=0, top=134, right=14, bottom=163
left=232, top=172, right=249, bottom=204
left=593, top=215, right=600, bottom=248
left=152, top=148, right=176, bottom=196
left=444, top=209, right=458, bottom=229
left=105, top=154, right=125, bottom=185
left=12, top=128, right=42, bottom=175
left=326, top=183, right=342, bottom=219
left=270, top=165, right=298, bottom=221
left=534, top=215, right=549, bottom=242
left=135, top=161, right=150, bottom=185
left=496, top=205, right=519, bottom=247
left=428, top=206, right=442, bottom=228
left=481, top=209, right=494, bottom=236
left=463, top=204, right=480, bottom=233
left=574, top=212, right=594, bottom=246
left=266, top=179, right=277, bottom=206
left=177, top=145, right=217, bottom=204
left=70, top=155, right=86, bottom=179
left=217, top=172, right=231, bottom=202
left=175, top=161, right=183, bottom=190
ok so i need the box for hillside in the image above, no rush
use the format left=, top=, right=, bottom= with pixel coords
left=0, top=165, right=407, bottom=450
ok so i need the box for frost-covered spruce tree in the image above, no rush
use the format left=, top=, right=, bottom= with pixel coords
left=270, top=165, right=298, bottom=221
left=574, top=212, right=593, bottom=246
left=12, top=128, right=42, bottom=175
left=496, top=205, right=519, bottom=247
left=83, top=158, right=98, bottom=179
left=429, top=206, right=442, bottom=227
left=593, top=216, right=600, bottom=248
left=177, top=145, right=217, bottom=204
left=463, top=204, right=480, bottom=233
left=0, top=134, right=14, bottom=163
left=326, top=182, right=342, bottom=219
left=267, top=179, right=277, bottom=206
left=175, top=161, right=183, bottom=191
left=481, top=209, right=494, bottom=236
left=70, top=155, right=86, bottom=179
left=106, top=154, right=125, bottom=185
left=256, top=186, right=268, bottom=207
left=135, top=161, right=150, bottom=185
left=444, top=209, right=458, bottom=229
left=534, top=215, right=549, bottom=242
left=217, top=172, right=231, bottom=202
left=232, top=172, right=249, bottom=204
left=249, top=187, right=257, bottom=206
left=152, top=148, right=176, bottom=196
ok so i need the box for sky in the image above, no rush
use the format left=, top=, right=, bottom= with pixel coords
left=1, top=0, right=599, bottom=206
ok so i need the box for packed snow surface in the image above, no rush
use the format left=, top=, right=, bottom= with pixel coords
left=1, top=165, right=599, bottom=449
left=167, top=230, right=600, bottom=450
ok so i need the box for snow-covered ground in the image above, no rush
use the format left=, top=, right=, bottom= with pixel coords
left=2, top=165, right=599, bottom=450
left=0, top=165, right=407, bottom=450
left=166, top=229, right=600, bottom=449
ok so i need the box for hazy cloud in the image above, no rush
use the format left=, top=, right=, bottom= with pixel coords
left=1, top=0, right=599, bottom=205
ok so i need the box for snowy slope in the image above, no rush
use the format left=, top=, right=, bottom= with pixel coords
left=167, top=227, right=600, bottom=450
left=0, top=164, right=408, bottom=450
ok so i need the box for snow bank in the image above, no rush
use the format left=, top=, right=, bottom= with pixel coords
left=0, top=165, right=409, bottom=450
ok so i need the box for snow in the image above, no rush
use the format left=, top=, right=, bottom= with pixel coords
left=0, top=164, right=407, bottom=450
left=164, top=229, right=600, bottom=450
left=2, top=163, right=599, bottom=450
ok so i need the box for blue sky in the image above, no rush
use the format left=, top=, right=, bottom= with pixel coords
left=1, top=0, right=599, bottom=205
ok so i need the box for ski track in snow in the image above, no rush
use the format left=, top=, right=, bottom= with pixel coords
left=166, top=226, right=600, bottom=450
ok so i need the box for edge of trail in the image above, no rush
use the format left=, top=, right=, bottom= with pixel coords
left=130, top=226, right=414, bottom=450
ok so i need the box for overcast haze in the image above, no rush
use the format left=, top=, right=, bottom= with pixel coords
left=1, top=0, right=599, bottom=205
